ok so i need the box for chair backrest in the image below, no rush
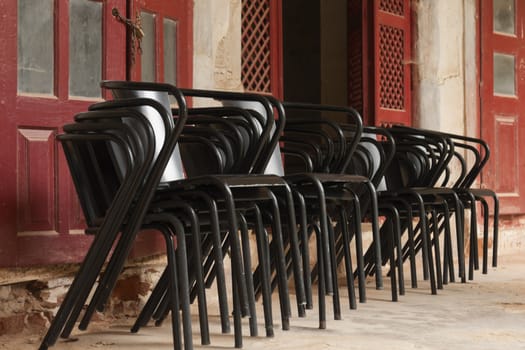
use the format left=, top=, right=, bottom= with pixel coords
left=60, top=107, right=156, bottom=233
left=281, top=102, right=363, bottom=175
left=434, top=131, right=491, bottom=189
left=350, top=126, right=395, bottom=190
left=389, top=126, right=455, bottom=188
left=108, top=87, right=186, bottom=182
left=222, top=98, right=285, bottom=176
left=180, top=88, right=277, bottom=174
left=185, top=107, right=254, bottom=170
left=180, top=106, right=271, bottom=174
left=282, top=120, right=341, bottom=173
left=179, top=134, right=227, bottom=176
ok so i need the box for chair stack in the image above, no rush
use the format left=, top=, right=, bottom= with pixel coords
left=39, top=81, right=499, bottom=350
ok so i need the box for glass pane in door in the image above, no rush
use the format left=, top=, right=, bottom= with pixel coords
left=493, top=52, right=516, bottom=96
left=163, top=18, right=177, bottom=85
left=141, top=11, right=156, bottom=82
left=17, top=0, right=54, bottom=95
left=494, top=0, right=515, bottom=35
left=69, top=0, right=102, bottom=98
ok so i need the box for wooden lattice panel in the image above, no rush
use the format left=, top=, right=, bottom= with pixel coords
left=379, top=24, right=404, bottom=110
left=241, top=0, right=272, bottom=93
left=379, top=0, right=404, bottom=16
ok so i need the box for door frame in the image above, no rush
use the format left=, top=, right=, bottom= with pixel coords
left=478, top=0, right=525, bottom=215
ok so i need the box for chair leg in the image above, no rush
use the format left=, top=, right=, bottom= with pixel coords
left=405, top=211, right=418, bottom=289
left=293, top=191, right=313, bottom=310
left=147, top=204, right=210, bottom=345
left=380, top=214, right=398, bottom=302
left=479, top=197, right=489, bottom=274
left=453, top=200, right=466, bottom=283
left=395, top=199, right=418, bottom=288
left=281, top=187, right=307, bottom=318
left=186, top=191, right=230, bottom=333
left=163, top=233, right=183, bottom=350
left=365, top=182, right=384, bottom=290
left=164, top=216, right=194, bottom=350
left=349, top=200, right=366, bottom=304
left=470, top=196, right=480, bottom=273
left=492, top=194, right=500, bottom=268
left=327, top=217, right=342, bottom=320
left=238, top=213, right=258, bottom=337
left=313, top=223, right=327, bottom=329
left=440, top=205, right=455, bottom=285
left=232, top=262, right=243, bottom=349
left=430, top=209, right=443, bottom=290
left=185, top=210, right=210, bottom=345
left=423, top=212, right=438, bottom=295
left=338, top=207, right=357, bottom=309
left=251, top=206, right=275, bottom=337
left=389, top=206, right=405, bottom=296
left=266, top=192, right=291, bottom=330
left=414, top=198, right=437, bottom=294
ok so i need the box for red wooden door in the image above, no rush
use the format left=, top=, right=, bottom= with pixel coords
left=347, top=0, right=411, bottom=126
left=480, top=0, right=525, bottom=214
left=0, top=0, right=192, bottom=267
left=129, top=0, right=193, bottom=87
left=372, top=0, right=412, bottom=126
left=0, top=0, right=126, bottom=267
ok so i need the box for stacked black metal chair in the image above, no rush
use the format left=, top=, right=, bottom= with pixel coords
left=445, top=131, right=499, bottom=277
left=129, top=93, right=375, bottom=334
left=40, top=77, right=499, bottom=350
left=80, top=82, right=313, bottom=348
left=359, top=125, right=499, bottom=296
left=273, top=102, right=393, bottom=326
left=40, top=83, right=300, bottom=349
left=392, top=128, right=499, bottom=281
left=39, top=90, right=193, bottom=350
left=356, top=126, right=463, bottom=294
left=341, top=126, right=408, bottom=301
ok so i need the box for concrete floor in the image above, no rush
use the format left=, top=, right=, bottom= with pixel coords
left=3, top=253, right=525, bottom=350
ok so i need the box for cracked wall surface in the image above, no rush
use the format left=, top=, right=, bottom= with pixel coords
left=413, top=0, right=470, bottom=133
left=193, top=0, right=242, bottom=92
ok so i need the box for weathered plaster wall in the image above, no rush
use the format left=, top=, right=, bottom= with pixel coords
left=193, top=0, right=242, bottom=91
left=413, top=1, right=467, bottom=134
left=463, top=0, right=479, bottom=139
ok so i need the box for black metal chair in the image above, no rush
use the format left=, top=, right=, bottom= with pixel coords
left=373, top=126, right=469, bottom=292
left=408, top=129, right=499, bottom=280
left=342, top=126, right=407, bottom=301
left=88, top=81, right=312, bottom=347
left=268, top=102, right=390, bottom=326
left=39, top=98, right=194, bottom=350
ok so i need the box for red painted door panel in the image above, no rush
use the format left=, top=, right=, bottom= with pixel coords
left=480, top=0, right=525, bottom=214
left=0, top=0, right=127, bottom=267
left=346, top=0, right=411, bottom=126
left=373, top=0, right=412, bottom=126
